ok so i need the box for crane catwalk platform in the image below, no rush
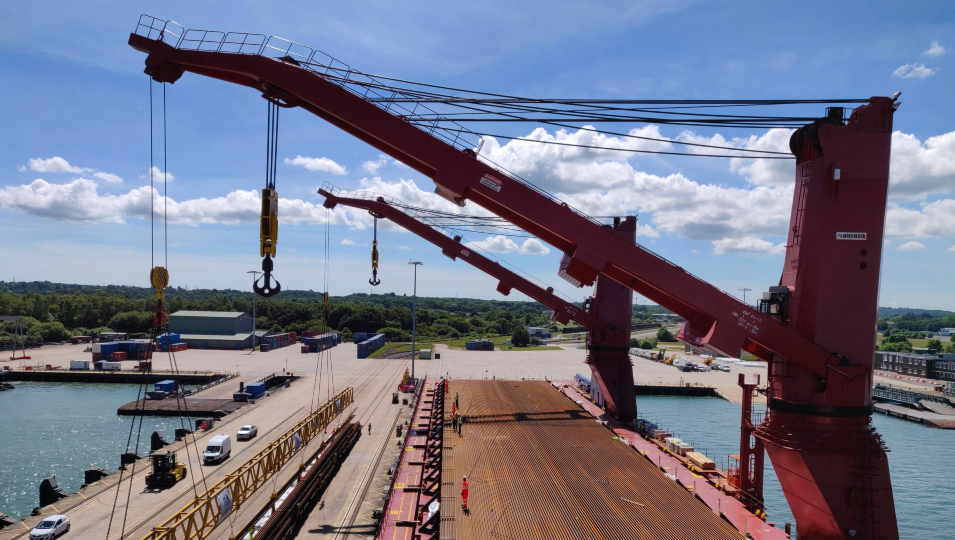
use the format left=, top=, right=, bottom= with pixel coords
left=440, top=380, right=744, bottom=540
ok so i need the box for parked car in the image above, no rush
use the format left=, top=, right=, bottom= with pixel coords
left=715, top=364, right=731, bottom=372
left=30, top=514, right=70, bottom=539
left=236, top=425, right=258, bottom=441
left=203, top=435, right=232, bottom=464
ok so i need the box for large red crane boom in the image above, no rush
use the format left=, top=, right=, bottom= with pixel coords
left=130, top=16, right=899, bottom=538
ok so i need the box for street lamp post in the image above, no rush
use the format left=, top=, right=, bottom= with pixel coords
left=409, top=260, right=423, bottom=385
left=738, top=287, right=752, bottom=305
left=248, top=270, right=261, bottom=350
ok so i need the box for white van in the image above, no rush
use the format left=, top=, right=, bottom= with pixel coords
left=203, top=435, right=231, bottom=464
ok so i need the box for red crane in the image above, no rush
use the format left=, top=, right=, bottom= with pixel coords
left=129, top=16, right=899, bottom=538
left=319, top=187, right=638, bottom=419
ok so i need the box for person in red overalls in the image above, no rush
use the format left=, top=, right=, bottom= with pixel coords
left=445, top=378, right=449, bottom=393
left=461, top=475, right=469, bottom=514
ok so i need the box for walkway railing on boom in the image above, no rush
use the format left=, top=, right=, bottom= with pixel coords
left=132, top=14, right=761, bottom=307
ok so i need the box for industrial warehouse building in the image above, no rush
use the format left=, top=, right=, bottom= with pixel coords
left=168, top=311, right=267, bottom=350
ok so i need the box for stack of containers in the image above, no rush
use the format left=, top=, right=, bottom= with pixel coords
left=109, top=351, right=127, bottom=361
left=665, top=437, right=683, bottom=453
left=356, top=333, right=385, bottom=359
left=155, top=380, right=176, bottom=393
left=352, top=332, right=369, bottom=344
left=261, top=332, right=296, bottom=351
left=302, top=333, right=340, bottom=353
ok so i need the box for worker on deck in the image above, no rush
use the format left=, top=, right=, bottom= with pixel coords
left=457, top=414, right=463, bottom=436
left=461, top=475, right=469, bottom=513
left=455, top=391, right=459, bottom=408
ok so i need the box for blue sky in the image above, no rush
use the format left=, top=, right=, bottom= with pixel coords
left=1, top=1, right=953, bottom=308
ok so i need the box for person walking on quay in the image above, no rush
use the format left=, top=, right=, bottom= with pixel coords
left=368, top=422, right=372, bottom=435
left=457, top=414, right=463, bottom=436
left=461, top=475, right=469, bottom=514
left=455, top=391, right=459, bottom=409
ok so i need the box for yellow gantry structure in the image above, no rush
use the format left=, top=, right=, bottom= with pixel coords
left=140, top=387, right=354, bottom=540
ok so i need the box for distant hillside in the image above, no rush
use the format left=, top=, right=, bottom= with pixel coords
left=877, top=307, right=953, bottom=318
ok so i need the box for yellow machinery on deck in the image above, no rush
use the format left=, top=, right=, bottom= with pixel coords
left=145, top=451, right=186, bottom=490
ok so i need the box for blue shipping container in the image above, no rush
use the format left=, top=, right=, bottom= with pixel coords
left=155, top=380, right=176, bottom=393
left=246, top=382, right=266, bottom=398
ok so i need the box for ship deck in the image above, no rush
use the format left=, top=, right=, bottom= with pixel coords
left=440, top=379, right=745, bottom=540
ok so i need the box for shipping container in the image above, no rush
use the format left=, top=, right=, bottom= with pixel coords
left=155, top=380, right=176, bottom=393
left=70, top=360, right=90, bottom=370
left=101, top=361, right=122, bottom=371
left=357, top=334, right=385, bottom=359
left=353, top=332, right=368, bottom=343
left=92, top=353, right=102, bottom=361
left=301, top=345, right=310, bottom=354
left=109, top=351, right=127, bottom=361
left=92, top=343, right=102, bottom=353
left=246, top=382, right=266, bottom=399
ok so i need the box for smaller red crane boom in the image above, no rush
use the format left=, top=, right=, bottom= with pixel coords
left=319, top=187, right=616, bottom=338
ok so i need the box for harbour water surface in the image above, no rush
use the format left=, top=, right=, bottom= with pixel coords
left=0, top=382, right=187, bottom=519
left=637, top=395, right=954, bottom=540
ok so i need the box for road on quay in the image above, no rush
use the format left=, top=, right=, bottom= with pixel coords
left=1, top=347, right=409, bottom=540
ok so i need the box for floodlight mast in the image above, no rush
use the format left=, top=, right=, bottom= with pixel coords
left=131, top=20, right=899, bottom=538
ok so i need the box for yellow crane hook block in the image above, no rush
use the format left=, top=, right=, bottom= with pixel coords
left=260, top=188, right=279, bottom=257
left=150, top=266, right=169, bottom=300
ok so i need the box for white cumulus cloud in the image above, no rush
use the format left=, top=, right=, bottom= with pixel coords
left=397, top=245, right=410, bottom=250
left=519, top=238, right=550, bottom=255
left=93, top=172, right=123, bottom=184
left=948, top=245, right=955, bottom=252
left=146, top=166, right=174, bottom=183
left=20, top=157, right=91, bottom=174
left=888, top=130, right=955, bottom=201
left=898, top=241, right=925, bottom=250
left=284, top=155, right=347, bottom=175
left=466, top=235, right=519, bottom=253
left=341, top=239, right=354, bottom=245
left=886, top=200, right=955, bottom=238
left=712, top=237, right=785, bottom=256
left=923, top=41, right=945, bottom=57
left=361, top=155, right=390, bottom=175
left=0, top=178, right=362, bottom=227
left=893, top=63, right=936, bottom=79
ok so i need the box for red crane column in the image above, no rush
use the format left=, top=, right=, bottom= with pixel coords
left=755, top=101, right=898, bottom=540
left=584, top=217, right=637, bottom=421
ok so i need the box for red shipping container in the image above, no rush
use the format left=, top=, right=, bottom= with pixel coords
left=92, top=353, right=102, bottom=361
left=301, top=345, right=310, bottom=353
left=302, top=331, right=319, bottom=338
left=110, top=351, right=127, bottom=361
left=138, top=361, right=152, bottom=371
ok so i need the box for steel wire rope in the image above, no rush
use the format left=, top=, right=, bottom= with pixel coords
left=326, top=71, right=860, bottom=124
left=163, top=83, right=168, bottom=269
left=388, top=93, right=795, bottom=155
left=416, top=126, right=796, bottom=159
left=331, top=75, right=810, bottom=139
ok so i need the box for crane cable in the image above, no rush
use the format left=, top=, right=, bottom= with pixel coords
left=254, top=99, right=282, bottom=297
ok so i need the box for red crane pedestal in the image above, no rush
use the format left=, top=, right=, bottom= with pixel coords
left=736, top=373, right=765, bottom=508
left=584, top=217, right=637, bottom=422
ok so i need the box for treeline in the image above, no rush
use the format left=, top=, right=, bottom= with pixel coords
left=0, top=281, right=680, bottom=348
left=877, top=311, right=955, bottom=333
left=0, top=282, right=552, bottom=347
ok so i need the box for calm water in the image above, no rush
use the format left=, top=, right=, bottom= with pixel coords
left=0, top=382, right=187, bottom=519
left=637, top=396, right=954, bottom=540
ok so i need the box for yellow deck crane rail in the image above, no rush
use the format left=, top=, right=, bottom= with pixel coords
left=140, top=387, right=354, bottom=540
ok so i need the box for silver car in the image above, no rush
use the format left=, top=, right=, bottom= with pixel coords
left=237, top=425, right=258, bottom=441
left=30, top=515, right=70, bottom=539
